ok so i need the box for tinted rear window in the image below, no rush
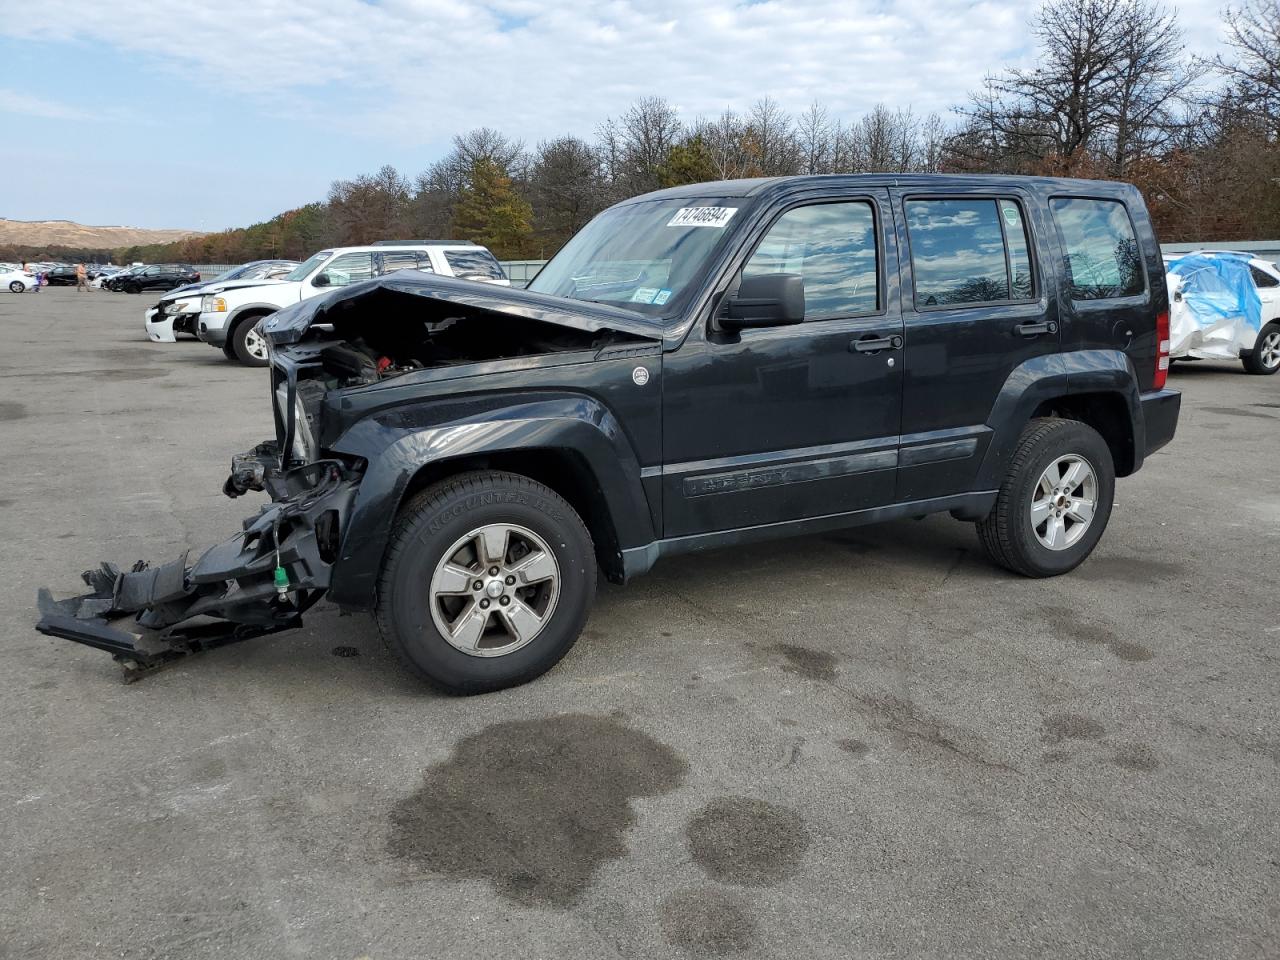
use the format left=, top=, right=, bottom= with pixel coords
left=444, top=249, right=506, bottom=281
left=1050, top=198, right=1145, bottom=300
left=905, top=198, right=1035, bottom=306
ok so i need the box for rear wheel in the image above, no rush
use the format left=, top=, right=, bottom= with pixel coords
left=229, top=316, right=271, bottom=366
left=375, top=471, right=596, bottom=694
left=126, top=282, right=141, bottom=294
left=9, top=281, right=24, bottom=293
left=1243, top=321, right=1280, bottom=375
left=976, top=418, right=1115, bottom=577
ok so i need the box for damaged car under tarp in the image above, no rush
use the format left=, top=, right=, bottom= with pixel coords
left=1165, top=252, right=1263, bottom=361
left=37, top=272, right=661, bottom=680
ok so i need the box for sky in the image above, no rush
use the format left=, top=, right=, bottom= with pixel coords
left=0, top=0, right=1232, bottom=231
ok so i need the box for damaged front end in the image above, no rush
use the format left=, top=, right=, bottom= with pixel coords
left=39, top=271, right=659, bottom=680
left=36, top=450, right=359, bottom=680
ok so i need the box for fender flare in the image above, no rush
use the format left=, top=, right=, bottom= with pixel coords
left=225, top=303, right=281, bottom=332
left=324, top=395, right=655, bottom=609
left=974, top=350, right=1143, bottom=490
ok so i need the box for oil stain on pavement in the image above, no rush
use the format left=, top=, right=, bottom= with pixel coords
left=1112, top=742, right=1160, bottom=772
left=686, top=797, right=811, bottom=886
left=1043, top=713, right=1106, bottom=743
left=387, top=714, right=687, bottom=908
left=659, top=887, right=757, bottom=955
left=771, top=643, right=838, bottom=683
left=0, top=401, right=26, bottom=421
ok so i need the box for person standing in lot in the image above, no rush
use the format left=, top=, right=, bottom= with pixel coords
left=75, top=263, right=88, bottom=292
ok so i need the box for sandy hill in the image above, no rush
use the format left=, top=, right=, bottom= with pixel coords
left=0, top=218, right=203, bottom=248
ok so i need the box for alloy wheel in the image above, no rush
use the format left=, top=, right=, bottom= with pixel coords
left=428, top=523, right=561, bottom=657
left=1030, top=454, right=1098, bottom=551
left=1260, top=330, right=1280, bottom=371
left=244, top=324, right=269, bottom=362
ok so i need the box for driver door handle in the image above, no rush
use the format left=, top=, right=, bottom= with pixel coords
left=851, top=334, right=902, bottom=353
left=1014, top=320, right=1057, bottom=338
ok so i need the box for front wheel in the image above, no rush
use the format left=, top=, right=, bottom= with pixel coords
left=230, top=317, right=271, bottom=366
left=9, top=281, right=24, bottom=293
left=976, top=418, right=1115, bottom=578
left=1243, top=321, right=1280, bottom=375
left=375, top=471, right=596, bottom=694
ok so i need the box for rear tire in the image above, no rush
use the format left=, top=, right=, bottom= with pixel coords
left=126, top=282, right=141, bottom=294
left=375, top=471, right=596, bottom=694
left=1242, top=321, right=1280, bottom=375
left=229, top=316, right=271, bottom=366
left=976, top=418, right=1115, bottom=578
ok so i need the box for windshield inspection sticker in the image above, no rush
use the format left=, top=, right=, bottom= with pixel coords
left=631, top=287, right=661, bottom=303
left=668, top=206, right=738, bottom=228
left=653, top=289, right=673, bottom=305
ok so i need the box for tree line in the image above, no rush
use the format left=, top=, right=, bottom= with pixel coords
left=8, top=0, right=1279, bottom=267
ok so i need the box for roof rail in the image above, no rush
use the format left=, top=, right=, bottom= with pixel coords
left=371, top=239, right=476, bottom=246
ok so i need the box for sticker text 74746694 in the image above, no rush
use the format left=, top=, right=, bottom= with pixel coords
left=667, top=207, right=738, bottom=228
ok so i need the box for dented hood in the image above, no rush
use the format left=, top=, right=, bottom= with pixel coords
left=261, top=273, right=663, bottom=345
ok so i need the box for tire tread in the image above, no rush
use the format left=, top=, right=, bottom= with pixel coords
left=374, top=470, right=594, bottom=694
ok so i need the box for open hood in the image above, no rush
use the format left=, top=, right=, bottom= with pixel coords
left=164, top=277, right=290, bottom=302
left=262, top=273, right=663, bottom=345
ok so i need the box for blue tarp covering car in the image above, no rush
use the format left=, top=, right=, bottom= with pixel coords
left=1165, top=252, right=1263, bottom=360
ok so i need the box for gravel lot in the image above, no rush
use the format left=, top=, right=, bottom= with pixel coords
left=1, top=288, right=1278, bottom=959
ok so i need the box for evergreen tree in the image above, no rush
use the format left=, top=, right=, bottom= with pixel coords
left=452, top=158, right=535, bottom=258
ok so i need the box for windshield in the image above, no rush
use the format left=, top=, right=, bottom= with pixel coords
left=285, top=250, right=333, bottom=282
left=527, top=198, right=746, bottom=313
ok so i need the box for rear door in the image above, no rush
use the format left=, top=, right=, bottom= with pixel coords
left=891, top=189, right=1060, bottom=500
left=661, top=191, right=904, bottom=537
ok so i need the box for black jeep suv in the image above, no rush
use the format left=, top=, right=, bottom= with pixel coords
left=38, top=175, right=1180, bottom=693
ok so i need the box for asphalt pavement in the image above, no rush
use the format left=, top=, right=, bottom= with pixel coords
left=1, top=287, right=1277, bottom=959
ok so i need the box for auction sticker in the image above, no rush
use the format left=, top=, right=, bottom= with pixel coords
left=668, top=206, right=738, bottom=228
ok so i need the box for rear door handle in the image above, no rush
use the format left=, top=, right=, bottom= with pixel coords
left=851, top=334, right=903, bottom=353
left=1014, top=321, right=1057, bottom=338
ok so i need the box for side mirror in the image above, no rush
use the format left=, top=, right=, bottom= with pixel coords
left=312, top=272, right=331, bottom=288
left=722, top=273, right=805, bottom=329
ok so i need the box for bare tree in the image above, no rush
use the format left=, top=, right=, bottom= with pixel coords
left=797, top=101, right=835, bottom=174
left=528, top=136, right=607, bottom=254
left=600, top=97, right=684, bottom=196
left=1214, top=0, right=1280, bottom=133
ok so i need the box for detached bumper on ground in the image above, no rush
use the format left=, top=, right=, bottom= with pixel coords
left=35, top=446, right=358, bottom=679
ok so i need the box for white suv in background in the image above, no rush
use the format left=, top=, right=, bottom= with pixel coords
left=197, top=241, right=509, bottom=365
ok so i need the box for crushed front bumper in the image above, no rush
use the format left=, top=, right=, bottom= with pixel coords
left=36, top=444, right=359, bottom=679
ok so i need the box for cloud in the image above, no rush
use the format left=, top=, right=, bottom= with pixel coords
left=0, top=0, right=1229, bottom=148
left=0, top=87, right=94, bottom=121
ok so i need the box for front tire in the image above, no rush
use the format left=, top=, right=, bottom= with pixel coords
left=375, top=471, right=596, bottom=694
left=976, top=418, right=1115, bottom=578
left=229, top=316, right=271, bottom=366
left=1243, top=321, right=1280, bottom=375
left=9, top=281, right=24, bottom=293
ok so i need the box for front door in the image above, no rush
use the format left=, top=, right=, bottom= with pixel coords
left=661, top=192, right=904, bottom=539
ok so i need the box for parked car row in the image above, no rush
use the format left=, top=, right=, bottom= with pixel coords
left=1, top=262, right=124, bottom=291
left=143, top=240, right=509, bottom=365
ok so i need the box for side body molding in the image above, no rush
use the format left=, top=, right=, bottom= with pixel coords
left=973, top=349, right=1143, bottom=490
left=324, top=395, right=656, bottom=609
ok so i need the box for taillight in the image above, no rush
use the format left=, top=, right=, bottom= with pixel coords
left=1154, top=310, right=1170, bottom=390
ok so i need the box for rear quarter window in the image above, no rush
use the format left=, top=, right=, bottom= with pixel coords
left=444, top=249, right=507, bottom=281
left=1050, top=198, right=1145, bottom=300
